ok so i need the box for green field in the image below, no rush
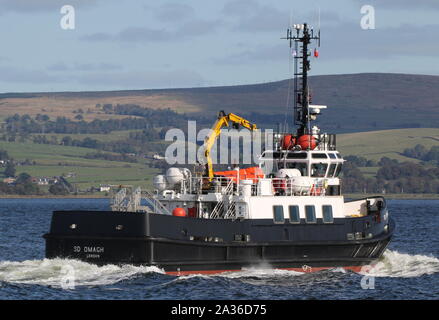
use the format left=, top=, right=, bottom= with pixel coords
left=337, top=128, right=439, bottom=162
left=1, top=128, right=438, bottom=192
left=30, top=129, right=142, bottom=143
left=0, top=140, right=159, bottom=190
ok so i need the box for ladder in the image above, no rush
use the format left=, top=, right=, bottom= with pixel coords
left=143, top=189, right=172, bottom=215
left=224, top=202, right=236, bottom=219
left=210, top=179, right=234, bottom=219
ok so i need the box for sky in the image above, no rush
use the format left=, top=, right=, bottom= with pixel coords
left=0, top=0, right=437, bottom=93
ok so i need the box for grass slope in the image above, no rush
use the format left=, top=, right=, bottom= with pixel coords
left=1, top=128, right=437, bottom=190
left=0, top=141, right=158, bottom=190
left=337, top=128, right=439, bottom=162
left=1, top=73, right=439, bottom=132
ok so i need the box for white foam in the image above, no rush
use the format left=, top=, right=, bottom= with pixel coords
left=0, top=258, right=164, bottom=288
left=360, top=250, right=439, bottom=278
left=2, top=249, right=436, bottom=288
left=220, top=264, right=304, bottom=279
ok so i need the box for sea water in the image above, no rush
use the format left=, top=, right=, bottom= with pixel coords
left=0, top=198, right=438, bottom=300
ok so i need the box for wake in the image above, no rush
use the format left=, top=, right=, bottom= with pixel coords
left=361, top=250, right=439, bottom=278
left=0, top=249, right=437, bottom=288
left=0, top=258, right=163, bottom=288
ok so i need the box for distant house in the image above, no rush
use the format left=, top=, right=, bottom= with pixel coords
left=99, top=184, right=111, bottom=192
left=65, top=172, right=76, bottom=178
left=31, top=177, right=59, bottom=185
left=2, top=177, right=16, bottom=185
left=34, top=177, right=49, bottom=185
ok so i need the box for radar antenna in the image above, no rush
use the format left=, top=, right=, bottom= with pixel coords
left=281, top=23, right=320, bottom=136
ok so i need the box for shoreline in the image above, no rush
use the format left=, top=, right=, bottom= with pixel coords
left=344, top=193, right=439, bottom=200
left=0, top=194, right=109, bottom=199
left=1, top=193, right=437, bottom=200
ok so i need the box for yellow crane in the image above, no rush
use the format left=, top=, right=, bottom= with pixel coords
left=203, top=110, right=258, bottom=181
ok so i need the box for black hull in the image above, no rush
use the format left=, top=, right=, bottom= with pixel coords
left=44, top=210, right=394, bottom=274
left=45, top=235, right=393, bottom=274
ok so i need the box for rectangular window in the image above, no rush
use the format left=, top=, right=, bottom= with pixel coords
left=334, top=164, right=343, bottom=177
left=287, top=152, right=307, bottom=159
left=284, top=162, right=308, bottom=176
left=262, top=152, right=281, bottom=159
left=273, top=205, right=285, bottom=223
left=322, top=205, right=334, bottom=223
left=288, top=205, right=300, bottom=223
left=312, top=153, right=328, bottom=159
left=327, top=164, right=337, bottom=177
left=311, top=163, right=328, bottom=177
left=305, top=205, right=316, bottom=223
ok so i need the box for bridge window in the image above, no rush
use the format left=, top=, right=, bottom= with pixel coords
left=280, top=162, right=308, bottom=176
left=273, top=205, right=285, bottom=223
left=288, top=205, right=300, bottom=224
left=322, top=205, right=334, bottom=223
left=287, top=152, right=307, bottom=159
left=311, top=163, right=328, bottom=177
left=327, top=164, right=337, bottom=177
left=328, top=153, right=337, bottom=159
left=262, top=152, right=281, bottom=159
left=334, top=164, right=343, bottom=177
left=312, top=153, right=328, bottom=159
left=305, top=205, right=316, bottom=223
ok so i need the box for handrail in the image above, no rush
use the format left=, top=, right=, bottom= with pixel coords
left=143, top=189, right=172, bottom=215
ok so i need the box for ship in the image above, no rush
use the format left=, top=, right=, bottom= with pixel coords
left=43, top=23, right=395, bottom=275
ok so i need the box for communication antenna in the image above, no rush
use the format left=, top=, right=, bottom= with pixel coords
left=281, top=22, right=320, bottom=136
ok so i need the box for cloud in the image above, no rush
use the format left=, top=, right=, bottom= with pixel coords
left=0, top=65, right=205, bottom=90
left=81, top=27, right=171, bottom=43
left=222, top=0, right=286, bottom=32
left=77, top=69, right=206, bottom=89
left=354, top=0, right=439, bottom=10
left=214, top=44, right=287, bottom=65
left=215, top=21, right=439, bottom=66
left=222, top=0, right=260, bottom=17
left=177, top=19, right=223, bottom=37
left=81, top=19, right=220, bottom=43
left=320, top=22, right=439, bottom=60
left=222, top=0, right=341, bottom=33
left=118, top=27, right=172, bottom=42
left=153, top=2, right=195, bottom=22
left=0, top=66, right=65, bottom=84
left=46, top=62, right=70, bottom=72
left=47, top=62, right=123, bottom=72
left=0, top=0, right=100, bottom=14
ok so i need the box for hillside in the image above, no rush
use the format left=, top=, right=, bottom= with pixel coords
left=337, top=128, right=439, bottom=162
left=0, top=140, right=159, bottom=191
left=0, top=128, right=437, bottom=193
left=1, top=73, right=438, bottom=132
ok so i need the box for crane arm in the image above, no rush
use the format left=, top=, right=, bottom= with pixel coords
left=203, top=111, right=257, bottom=181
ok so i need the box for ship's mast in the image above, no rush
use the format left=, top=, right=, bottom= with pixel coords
left=282, top=23, right=320, bottom=136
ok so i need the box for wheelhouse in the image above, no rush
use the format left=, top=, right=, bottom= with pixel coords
left=259, top=150, right=345, bottom=179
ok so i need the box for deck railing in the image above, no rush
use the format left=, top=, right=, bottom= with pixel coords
left=178, top=176, right=328, bottom=197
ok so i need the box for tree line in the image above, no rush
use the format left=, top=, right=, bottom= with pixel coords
left=342, top=156, right=439, bottom=194
left=402, top=144, right=439, bottom=164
